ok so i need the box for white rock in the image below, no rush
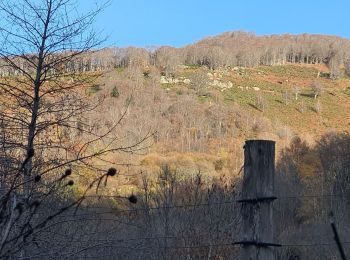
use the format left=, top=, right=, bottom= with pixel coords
left=183, top=79, right=191, bottom=84
left=160, top=76, right=168, bottom=84
left=253, top=87, right=260, bottom=91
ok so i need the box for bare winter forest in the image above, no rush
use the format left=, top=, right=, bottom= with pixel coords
left=1, top=0, right=350, bottom=259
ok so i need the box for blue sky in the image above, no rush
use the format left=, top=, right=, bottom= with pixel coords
left=81, top=0, right=350, bottom=47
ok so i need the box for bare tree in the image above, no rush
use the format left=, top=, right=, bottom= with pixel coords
left=126, top=166, right=240, bottom=260
left=345, top=58, right=350, bottom=77
left=298, top=99, right=306, bottom=113
left=255, top=93, right=266, bottom=111
left=282, top=89, right=290, bottom=105
left=124, top=47, right=150, bottom=69
left=0, top=0, right=150, bottom=258
left=189, top=69, right=210, bottom=92
left=327, top=44, right=342, bottom=80
left=155, top=46, right=181, bottom=78
left=293, top=85, right=300, bottom=100
left=311, top=80, right=324, bottom=99
left=314, top=99, right=322, bottom=113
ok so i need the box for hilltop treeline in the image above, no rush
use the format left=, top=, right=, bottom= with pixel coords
left=2, top=32, right=350, bottom=78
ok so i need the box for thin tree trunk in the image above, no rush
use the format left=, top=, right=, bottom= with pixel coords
left=24, top=1, right=52, bottom=195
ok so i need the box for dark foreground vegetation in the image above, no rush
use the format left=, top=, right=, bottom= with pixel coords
left=1, top=132, right=350, bottom=259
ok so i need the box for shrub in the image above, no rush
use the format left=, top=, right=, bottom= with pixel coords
left=110, top=86, right=120, bottom=98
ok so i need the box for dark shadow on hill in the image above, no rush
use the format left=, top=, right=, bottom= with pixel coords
left=275, top=132, right=350, bottom=259
left=300, top=93, right=315, bottom=98
left=21, top=165, right=242, bottom=259
left=248, top=102, right=263, bottom=112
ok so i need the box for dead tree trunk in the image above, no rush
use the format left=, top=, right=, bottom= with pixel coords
left=239, top=140, right=277, bottom=260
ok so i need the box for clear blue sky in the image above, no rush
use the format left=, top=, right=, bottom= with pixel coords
left=81, top=0, right=350, bottom=47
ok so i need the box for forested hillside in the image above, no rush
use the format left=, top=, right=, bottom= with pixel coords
left=1, top=21, right=350, bottom=259
left=81, top=57, right=350, bottom=184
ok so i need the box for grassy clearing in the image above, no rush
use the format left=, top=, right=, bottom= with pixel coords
left=257, top=65, right=319, bottom=78
left=216, top=64, right=350, bottom=136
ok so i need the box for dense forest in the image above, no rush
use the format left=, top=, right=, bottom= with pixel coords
left=2, top=32, right=350, bottom=80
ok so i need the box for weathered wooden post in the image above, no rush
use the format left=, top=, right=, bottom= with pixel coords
left=237, top=140, right=278, bottom=260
